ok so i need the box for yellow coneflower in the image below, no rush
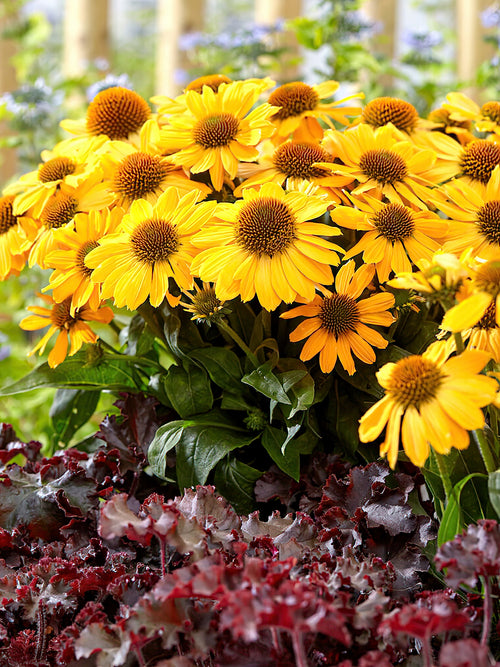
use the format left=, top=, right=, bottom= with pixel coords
left=27, top=171, right=114, bottom=269
left=0, top=195, right=39, bottom=280
left=426, top=107, right=475, bottom=145
left=442, top=91, right=500, bottom=135
left=359, top=341, right=498, bottom=468
left=268, top=80, right=363, bottom=142
left=20, top=294, right=114, bottom=368
left=360, top=96, right=422, bottom=134
left=191, top=182, right=344, bottom=311
left=181, top=281, right=227, bottom=323
left=431, top=166, right=500, bottom=260
left=60, top=86, right=152, bottom=143
left=233, top=139, right=352, bottom=203
left=330, top=194, right=448, bottom=282
left=4, top=136, right=106, bottom=219
left=100, top=119, right=212, bottom=209
left=322, top=124, right=440, bottom=209
left=85, top=187, right=217, bottom=310
left=387, top=251, right=468, bottom=301
left=158, top=81, right=278, bottom=191
left=281, top=261, right=395, bottom=375
left=44, top=208, right=124, bottom=314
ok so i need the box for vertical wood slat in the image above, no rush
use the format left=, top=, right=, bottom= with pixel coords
left=62, top=0, right=110, bottom=79
left=0, top=5, right=18, bottom=187
left=456, top=0, right=496, bottom=99
left=254, top=0, right=302, bottom=83
left=363, top=0, right=397, bottom=90
left=155, top=0, right=206, bottom=97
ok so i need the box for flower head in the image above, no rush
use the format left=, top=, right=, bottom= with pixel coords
left=359, top=342, right=498, bottom=468
left=281, top=261, right=395, bottom=375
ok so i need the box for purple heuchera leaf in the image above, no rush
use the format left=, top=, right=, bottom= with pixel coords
left=439, top=638, right=495, bottom=667
left=435, top=519, right=500, bottom=589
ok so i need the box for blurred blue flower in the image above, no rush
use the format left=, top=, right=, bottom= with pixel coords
left=179, top=31, right=206, bottom=51
left=481, top=4, right=500, bottom=28
left=86, top=74, right=133, bottom=102
left=0, top=78, right=63, bottom=131
left=403, top=30, right=443, bottom=50
left=0, top=333, right=10, bottom=362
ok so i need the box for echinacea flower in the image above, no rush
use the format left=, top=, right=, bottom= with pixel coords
left=323, top=124, right=440, bottom=209
left=158, top=81, right=278, bottom=191
left=268, top=80, right=362, bottom=142
left=85, top=187, right=217, bottom=310
left=330, top=194, right=448, bottom=282
left=20, top=294, right=114, bottom=368
left=359, top=341, right=498, bottom=468
left=361, top=96, right=420, bottom=134
left=44, top=208, right=124, bottom=314
left=0, top=195, right=38, bottom=280
left=181, top=282, right=227, bottom=323
left=442, top=91, right=500, bottom=135
left=433, top=166, right=500, bottom=260
left=60, top=86, right=151, bottom=142
left=191, top=182, right=344, bottom=311
left=281, top=261, right=395, bottom=375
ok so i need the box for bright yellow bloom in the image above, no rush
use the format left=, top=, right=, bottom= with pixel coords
left=44, top=208, right=124, bottom=314
left=268, top=80, right=362, bottom=142
left=191, top=182, right=344, bottom=311
left=233, top=139, right=352, bottom=203
left=27, top=171, right=114, bottom=269
left=20, top=294, right=114, bottom=368
left=359, top=96, right=434, bottom=135
left=60, top=86, right=152, bottom=143
left=281, top=261, right=394, bottom=374
left=426, top=107, right=475, bottom=145
left=85, top=188, right=217, bottom=310
left=158, top=81, right=278, bottom=191
left=445, top=300, right=500, bottom=363
left=330, top=194, right=448, bottom=282
left=181, top=282, right=227, bottom=323
left=432, top=166, right=500, bottom=260
left=4, top=136, right=106, bottom=218
left=100, top=119, right=211, bottom=209
left=387, top=251, right=468, bottom=299
left=359, top=341, right=498, bottom=468
left=441, top=257, right=500, bottom=332
left=442, top=92, right=500, bottom=135
left=323, top=124, right=440, bottom=209
left=0, top=195, right=39, bottom=280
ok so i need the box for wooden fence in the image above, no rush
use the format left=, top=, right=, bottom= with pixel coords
left=0, top=0, right=498, bottom=184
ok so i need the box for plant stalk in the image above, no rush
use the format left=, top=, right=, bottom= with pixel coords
left=217, top=318, right=260, bottom=368
left=481, top=575, right=493, bottom=646
left=472, top=428, right=496, bottom=474
left=433, top=450, right=453, bottom=502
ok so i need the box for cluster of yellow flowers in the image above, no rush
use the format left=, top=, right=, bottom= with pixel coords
left=2, top=75, right=500, bottom=469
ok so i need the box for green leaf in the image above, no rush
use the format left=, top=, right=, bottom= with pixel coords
left=49, top=388, right=100, bottom=447
left=0, top=349, right=143, bottom=395
left=242, top=362, right=291, bottom=404
left=163, top=363, right=213, bottom=418
left=277, top=359, right=314, bottom=419
left=214, top=457, right=263, bottom=514
left=189, top=347, right=243, bottom=393
left=147, top=421, right=184, bottom=480
left=438, top=473, right=488, bottom=546
left=488, top=469, right=500, bottom=519
left=175, top=411, right=258, bottom=489
left=123, top=314, right=155, bottom=356
left=261, top=426, right=317, bottom=480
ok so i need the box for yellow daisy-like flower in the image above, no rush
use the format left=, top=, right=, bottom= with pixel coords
left=360, top=96, right=421, bottom=134
left=26, top=171, right=114, bottom=269
left=323, top=124, right=439, bottom=209
left=0, top=195, right=39, bottom=280
left=359, top=341, right=498, bottom=468
left=181, top=281, right=227, bottom=323
left=441, top=91, right=500, bottom=135
left=441, top=257, right=500, bottom=332
left=60, top=86, right=152, bottom=143
left=100, top=119, right=211, bottom=209
left=413, top=131, right=500, bottom=186
left=4, top=136, right=106, bottom=219
left=426, top=107, right=475, bottom=145
left=281, top=261, right=395, bottom=375
left=445, top=299, right=500, bottom=363
left=387, top=251, right=468, bottom=300
left=85, top=187, right=217, bottom=311
left=432, top=166, right=500, bottom=260
left=44, top=208, right=124, bottom=315
left=330, top=194, right=448, bottom=282
left=20, top=294, right=114, bottom=368
left=268, top=80, right=363, bottom=142
left=233, top=139, right=352, bottom=203
left=158, top=81, right=278, bottom=191
left=191, top=182, right=344, bottom=311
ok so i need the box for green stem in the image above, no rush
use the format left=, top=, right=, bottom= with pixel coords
left=433, top=450, right=453, bottom=502
left=472, top=428, right=496, bottom=474
left=108, top=319, right=122, bottom=336
left=453, top=331, right=464, bottom=353
left=217, top=318, right=260, bottom=368
left=99, top=340, right=163, bottom=371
